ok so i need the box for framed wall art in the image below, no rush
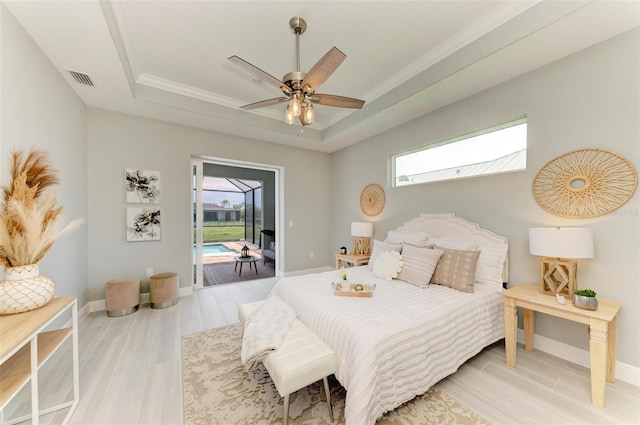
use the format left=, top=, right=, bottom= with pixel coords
left=126, top=208, right=161, bottom=241
left=125, top=168, right=160, bottom=204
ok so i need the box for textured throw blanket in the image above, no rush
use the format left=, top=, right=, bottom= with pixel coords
left=240, top=295, right=296, bottom=371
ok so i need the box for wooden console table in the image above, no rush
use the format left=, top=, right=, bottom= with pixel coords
left=335, top=253, right=370, bottom=269
left=0, top=296, right=79, bottom=424
left=502, top=285, right=621, bottom=408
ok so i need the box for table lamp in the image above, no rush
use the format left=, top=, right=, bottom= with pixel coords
left=529, top=227, right=594, bottom=296
left=351, top=222, right=373, bottom=255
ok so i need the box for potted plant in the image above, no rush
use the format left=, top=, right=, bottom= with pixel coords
left=336, top=267, right=348, bottom=290
left=0, top=148, right=82, bottom=315
left=572, top=287, right=598, bottom=311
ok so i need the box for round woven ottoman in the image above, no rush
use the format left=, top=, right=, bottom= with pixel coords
left=105, top=277, right=140, bottom=317
left=149, top=272, right=178, bottom=309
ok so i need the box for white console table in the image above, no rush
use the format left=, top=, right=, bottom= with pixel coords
left=0, top=296, right=79, bottom=424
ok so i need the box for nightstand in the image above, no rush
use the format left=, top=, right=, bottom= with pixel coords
left=335, top=253, right=370, bottom=269
left=502, top=284, right=622, bottom=408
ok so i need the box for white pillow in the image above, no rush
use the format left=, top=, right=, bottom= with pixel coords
left=368, top=239, right=402, bottom=270
left=475, top=243, right=508, bottom=290
left=426, top=237, right=478, bottom=251
left=397, top=244, right=443, bottom=288
left=373, top=251, right=403, bottom=280
left=386, top=230, right=429, bottom=246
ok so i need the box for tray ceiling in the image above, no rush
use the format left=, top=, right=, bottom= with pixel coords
left=4, top=1, right=639, bottom=152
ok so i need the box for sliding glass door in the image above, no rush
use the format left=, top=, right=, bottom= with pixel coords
left=192, top=159, right=204, bottom=289
left=191, top=157, right=278, bottom=288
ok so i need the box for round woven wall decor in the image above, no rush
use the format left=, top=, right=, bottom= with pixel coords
left=360, top=183, right=386, bottom=216
left=532, top=148, right=637, bottom=218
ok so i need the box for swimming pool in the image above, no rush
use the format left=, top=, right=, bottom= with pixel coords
left=194, top=243, right=239, bottom=257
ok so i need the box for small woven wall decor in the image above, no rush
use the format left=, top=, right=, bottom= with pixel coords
left=360, top=183, right=386, bottom=216
left=532, top=148, right=637, bottom=218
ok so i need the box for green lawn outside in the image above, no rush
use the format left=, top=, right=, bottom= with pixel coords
left=193, top=222, right=264, bottom=243
left=193, top=226, right=244, bottom=243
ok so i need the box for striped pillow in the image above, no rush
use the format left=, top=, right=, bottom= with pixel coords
left=430, top=248, right=480, bottom=293
left=397, top=244, right=443, bottom=288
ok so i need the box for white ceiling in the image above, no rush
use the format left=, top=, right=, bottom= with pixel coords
left=5, top=1, right=639, bottom=153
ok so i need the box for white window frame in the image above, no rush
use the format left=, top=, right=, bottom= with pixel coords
left=390, top=116, right=527, bottom=187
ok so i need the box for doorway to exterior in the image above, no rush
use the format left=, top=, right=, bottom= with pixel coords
left=192, top=159, right=280, bottom=289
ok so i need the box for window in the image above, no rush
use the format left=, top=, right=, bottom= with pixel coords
left=391, top=117, right=527, bottom=187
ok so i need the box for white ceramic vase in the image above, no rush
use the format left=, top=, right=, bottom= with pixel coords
left=0, top=264, right=55, bottom=315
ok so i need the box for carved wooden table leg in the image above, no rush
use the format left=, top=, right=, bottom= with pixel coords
left=523, top=308, right=535, bottom=351
left=504, top=297, right=517, bottom=367
left=589, top=319, right=608, bottom=407
left=607, top=316, right=617, bottom=383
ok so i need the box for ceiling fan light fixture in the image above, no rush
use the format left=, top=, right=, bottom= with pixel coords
left=290, top=94, right=301, bottom=117
left=228, top=16, right=365, bottom=127
left=301, top=102, right=314, bottom=125
left=285, top=105, right=295, bottom=125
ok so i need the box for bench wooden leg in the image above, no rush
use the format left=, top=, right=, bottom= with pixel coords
left=323, top=376, right=334, bottom=422
left=283, top=393, right=289, bottom=425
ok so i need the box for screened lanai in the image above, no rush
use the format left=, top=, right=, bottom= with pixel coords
left=200, top=176, right=263, bottom=245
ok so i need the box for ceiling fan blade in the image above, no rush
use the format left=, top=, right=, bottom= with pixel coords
left=300, top=47, right=346, bottom=93
left=311, top=94, right=365, bottom=109
left=240, top=97, right=289, bottom=110
left=228, top=55, right=291, bottom=94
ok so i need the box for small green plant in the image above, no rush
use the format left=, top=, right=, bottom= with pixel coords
left=574, top=288, right=597, bottom=297
left=338, top=267, right=348, bottom=281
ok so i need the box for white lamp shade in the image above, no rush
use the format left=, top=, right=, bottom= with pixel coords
left=351, top=222, right=373, bottom=237
left=529, top=227, right=594, bottom=259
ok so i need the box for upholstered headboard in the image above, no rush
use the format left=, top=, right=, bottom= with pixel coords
left=392, top=213, right=509, bottom=284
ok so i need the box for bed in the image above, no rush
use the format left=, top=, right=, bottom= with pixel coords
left=269, top=213, right=509, bottom=425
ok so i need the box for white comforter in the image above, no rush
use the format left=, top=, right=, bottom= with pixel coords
left=271, top=266, right=504, bottom=425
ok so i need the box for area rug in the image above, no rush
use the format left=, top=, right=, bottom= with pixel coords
left=203, top=260, right=275, bottom=286
left=182, top=324, right=491, bottom=425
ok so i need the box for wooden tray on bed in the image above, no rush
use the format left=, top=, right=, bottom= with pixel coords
left=334, top=283, right=374, bottom=297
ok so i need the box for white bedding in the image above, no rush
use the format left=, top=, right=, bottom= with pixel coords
left=271, top=266, right=504, bottom=425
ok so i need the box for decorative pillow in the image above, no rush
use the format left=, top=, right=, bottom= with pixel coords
left=368, top=239, right=402, bottom=270
left=269, top=241, right=276, bottom=251
left=430, top=249, right=480, bottom=293
left=397, top=244, right=443, bottom=288
left=426, top=237, right=478, bottom=251
left=475, top=243, right=508, bottom=290
left=373, top=251, right=403, bottom=280
left=386, top=230, right=429, bottom=246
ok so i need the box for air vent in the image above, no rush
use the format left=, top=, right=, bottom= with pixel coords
left=66, top=70, right=94, bottom=86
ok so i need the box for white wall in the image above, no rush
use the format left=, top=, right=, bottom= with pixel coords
left=1, top=5, right=88, bottom=306
left=329, top=29, right=640, bottom=368
left=86, top=108, right=331, bottom=301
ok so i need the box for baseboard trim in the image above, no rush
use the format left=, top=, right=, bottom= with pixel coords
left=88, top=286, right=194, bottom=313
left=517, top=329, right=639, bottom=387
left=78, top=302, right=91, bottom=323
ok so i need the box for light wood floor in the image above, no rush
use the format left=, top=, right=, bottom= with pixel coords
left=6, top=277, right=639, bottom=425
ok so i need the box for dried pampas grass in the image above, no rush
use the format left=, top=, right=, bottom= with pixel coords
left=0, top=148, right=83, bottom=268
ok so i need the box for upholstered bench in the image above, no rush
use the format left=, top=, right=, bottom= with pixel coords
left=239, top=301, right=336, bottom=425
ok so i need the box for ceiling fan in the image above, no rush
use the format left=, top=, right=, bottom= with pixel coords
left=228, top=17, right=365, bottom=127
